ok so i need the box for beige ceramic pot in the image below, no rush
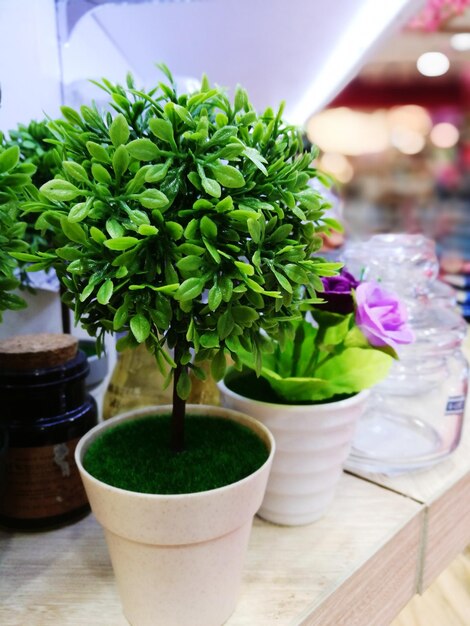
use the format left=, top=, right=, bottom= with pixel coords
left=75, top=404, right=274, bottom=626
left=219, top=382, right=369, bottom=526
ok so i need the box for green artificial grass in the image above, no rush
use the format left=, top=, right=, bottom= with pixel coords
left=83, top=414, right=269, bottom=494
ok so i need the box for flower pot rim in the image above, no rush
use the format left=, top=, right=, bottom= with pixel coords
left=75, top=403, right=275, bottom=501
left=218, top=378, right=370, bottom=412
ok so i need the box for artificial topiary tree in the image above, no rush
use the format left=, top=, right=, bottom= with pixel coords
left=18, top=66, right=340, bottom=451
left=0, top=139, right=36, bottom=321
left=6, top=120, right=61, bottom=188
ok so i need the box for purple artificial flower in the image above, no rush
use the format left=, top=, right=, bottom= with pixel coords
left=355, top=282, right=415, bottom=350
left=319, top=269, right=360, bottom=314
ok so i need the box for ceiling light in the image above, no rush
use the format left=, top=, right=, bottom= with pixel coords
left=430, top=122, right=460, bottom=148
left=319, top=153, right=354, bottom=184
left=417, top=52, right=450, bottom=77
left=307, top=108, right=389, bottom=156
left=387, top=105, right=432, bottom=135
left=391, top=129, right=425, bottom=155
left=450, top=33, right=470, bottom=51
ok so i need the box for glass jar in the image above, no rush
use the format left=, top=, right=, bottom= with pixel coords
left=0, top=334, right=98, bottom=530
left=102, top=344, right=220, bottom=421
left=343, top=234, right=469, bottom=474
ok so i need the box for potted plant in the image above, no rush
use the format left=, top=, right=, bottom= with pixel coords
left=18, top=66, right=340, bottom=625
left=220, top=268, right=415, bottom=525
left=0, top=137, right=36, bottom=321
left=0, top=137, right=36, bottom=495
left=2, top=120, right=110, bottom=391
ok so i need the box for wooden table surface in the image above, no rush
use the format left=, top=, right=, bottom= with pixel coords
left=2, top=414, right=470, bottom=625
left=0, top=474, right=421, bottom=626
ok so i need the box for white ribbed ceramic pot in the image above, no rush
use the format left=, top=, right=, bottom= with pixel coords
left=219, top=383, right=369, bottom=526
left=75, top=404, right=274, bottom=626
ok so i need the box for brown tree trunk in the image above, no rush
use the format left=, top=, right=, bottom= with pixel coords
left=171, top=348, right=186, bottom=453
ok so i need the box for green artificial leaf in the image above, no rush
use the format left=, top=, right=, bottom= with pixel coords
left=199, top=331, right=219, bottom=349
left=269, top=224, right=292, bottom=244
left=0, top=146, right=20, bottom=173
left=97, top=279, right=114, bottom=305
left=242, top=146, right=268, bottom=175
left=234, top=86, right=247, bottom=112
left=173, top=104, right=194, bottom=125
left=127, top=139, right=160, bottom=161
left=174, top=277, right=205, bottom=302
left=201, top=176, right=221, bottom=198
left=60, top=105, right=83, bottom=125
left=218, top=143, right=245, bottom=160
left=104, top=236, right=139, bottom=251
left=91, top=163, right=112, bottom=185
left=203, top=238, right=221, bottom=263
left=247, top=218, right=261, bottom=243
left=130, top=313, right=151, bottom=343
left=90, top=226, right=107, bottom=244
left=217, top=309, right=234, bottom=339
left=62, top=161, right=89, bottom=184
left=138, top=224, right=159, bottom=236
left=235, top=261, right=254, bottom=276
left=231, top=306, right=259, bottom=325
left=295, top=188, right=321, bottom=211
left=200, top=215, right=217, bottom=239
left=283, top=263, right=309, bottom=284
left=215, top=112, right=228, bottom=127
left=79, top=282, right=95, bottom=302
left=209, top=163, right=245, bottom=188
left=208, top=284, right=222, bottom=311
left=115, top=266, right=128, bottom=278
left=68, top=201, right=91, bottom=223
left=313, top=310, right=353, bottom=346
left=211, top=348, right=226, bottom=381
left=41, top=179, right=82, bottom=202
left=137, top=188, right=169, bottom=209
left=176, top=368, right=191, bottom=400
left=315, top=348, right=393, bottom=396
left=60, top=216, right=87, bottom=243
left=86, top=141, right=111, bottom=163
left=113, top=145, right=130, bottom=178
left=106, top=218, right=124, bottom=239
left=215, top=196, right=233, bottom=212
left=109, top=114, right=130, bottom=146
left=149, top=117, right=176, bottom=148
left=178, top=243, right=205, bottom=256
left=165, top=221, right=184, bottom=240
left=205, top=125, right=238, bottom=147
left=113, top=303, right=129, bottom=330
left=145, top=161, right=171, bottom=183
left=219, top=277, right=233, bottom=302
left=176, top=255, right=203, bottom=272
left=8, top=252, right=42, bottom=263
left=56, top=247, right=82, bottom=261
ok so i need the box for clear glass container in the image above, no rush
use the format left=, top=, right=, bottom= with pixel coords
left=343, top=234, right=469, bottom=474
left=102, top=344, right=219, bottom=421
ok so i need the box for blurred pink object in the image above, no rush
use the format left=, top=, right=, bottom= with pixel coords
left=408, top=0, right=470, bottom=31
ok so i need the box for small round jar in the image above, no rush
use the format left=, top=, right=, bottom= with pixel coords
left=0, top=334, right=98, bottom=530
left=343, top=234, right=469, bottom=474
left=347, top=335, right=468, bottom=474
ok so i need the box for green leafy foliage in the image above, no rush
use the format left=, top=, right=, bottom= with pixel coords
left=21, top=67, right=338, bottom=391
left=234, top=316, right=394, bottom=403
left=2, top=119, right=63, bottom=289
left=0, top=140, right=35, bottom=321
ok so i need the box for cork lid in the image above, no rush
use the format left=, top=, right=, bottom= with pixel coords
left=0, top=333, right=78, bottom=371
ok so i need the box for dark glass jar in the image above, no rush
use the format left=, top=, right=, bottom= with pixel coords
left=0, top=334, right=98, bottom=530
